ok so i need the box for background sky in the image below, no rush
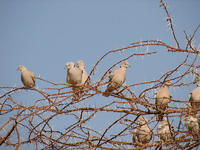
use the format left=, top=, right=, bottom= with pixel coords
left=0, top=0, right=200, bottom=149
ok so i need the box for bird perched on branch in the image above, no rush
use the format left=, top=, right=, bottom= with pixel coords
left=76, top=60, right=90, bottom=85
left=189, top=81, right=200, bottom=112
left=103, top=61, right=129, bottom=97
left=66, top=62, right=83, bottom=85
left=75, top=60, right=91, bottom=98
left=157, top=117, right=174, bottom=142
left=132, top=116, right=152, bottom=146
left=155, top=80, right=172, bottom=121
left=17, top=65, right=35, bottom=88
left=66, top=62, right=83, bottom=101
left=184, top=103, right=200, bottom=138
left=184, top=114, right=200, bottom=138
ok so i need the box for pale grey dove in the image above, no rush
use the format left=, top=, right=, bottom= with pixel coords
left=132, top=116, right=152, bottom=146
left=189, top=81, right=200, bottom=112
left=184, top=114, right=200, bottom=138
left=157, top=117, right=174, bottom=142
left=65, top=62, right=83, bottom=101
left=66, top=62, right=83, bottom=85
left=155, top=81, right=172, bottom=121
left=103, top=61, right=129, bottom=97
left=76, top=60, right=90, bottom=85
left=17, top=65, right=35, bottom=88
left=73, top=60, right=91, bottom=99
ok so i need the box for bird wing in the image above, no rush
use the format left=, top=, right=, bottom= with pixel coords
left=26, top=70, right=35, bottom=85
left=30, top=71, right=35, bottom=84
left=108, top=70, right=115, bottom=81
left=67, top=71, right=70, bottom=83
left=189, top=92, right=192, bottom=102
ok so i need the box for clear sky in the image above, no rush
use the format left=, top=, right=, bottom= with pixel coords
left=0, top=0, right=200, bottom=149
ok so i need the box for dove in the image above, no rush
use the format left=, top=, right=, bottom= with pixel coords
left=132, top=116, right=152, bottom=146
left=76, top=60, right=90, bottom=85
left=65, top=62, right=83, bottom=101
left=155, top=81, right=172, bottom=121
left=189, top=81, right=200, bottom=112
left=103, top=61, right=129, bottom=97
left=157, top=117, right=174, bottom=142
left=65, top=62, right=83, bottom=85
left=71, top=60, right=91, bottom=99
left=184, top=114, right=200, bottom=138
left=17, top=65, right=35, bottom=88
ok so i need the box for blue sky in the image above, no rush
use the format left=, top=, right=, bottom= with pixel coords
left=0, top=0, right=200, bottom=149
left=0, top=0, right=199, bottom=86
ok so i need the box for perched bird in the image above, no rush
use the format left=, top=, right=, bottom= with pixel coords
left=184, top=103, right=200, bottom=137
left=66, top=62, right=83, bottom=85
left=76, top=60, right=90, bottom=85
left=103, top=61, right=129, bottom=97
left=157, top=117, right=174, bottom=142
left=65, top=62, right=83, bottom=101
left=73, top=60, right=91, bottom=99
left=189, top=81, right=200, bottom=112
left=184, top=114, right=200, bottom=138
left=17, top=65, right=35, bottom=88
left=132, top=116, right=153, bottom=146
left=155, top=81, right=172, bottom=121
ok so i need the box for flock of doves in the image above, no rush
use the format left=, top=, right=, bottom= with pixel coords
left=17, top=60, right=200, bottom=145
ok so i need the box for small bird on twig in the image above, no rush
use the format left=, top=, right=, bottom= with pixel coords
left=132, top=116, right=153, bottom=146
left=184, top=103, right=200, bottom=138
left=189, top=81, right=200, bottom=112
left=65, top=62, right=83, bottom=101
left=157, top=117, right=174, bottom=142
left=103, top=61, right=129, bottom=97
left=155, top=80, right=172, bottom=121
left=76, top=60, right=91, bottom=85
left=17, top=65, right=35, bottom=88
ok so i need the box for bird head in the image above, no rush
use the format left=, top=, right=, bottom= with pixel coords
left=164, top=80, right=172, bottom=86
left=17, top=65, right=27, bottom=72
left=121, top=61, right=129, bottom=68
left=190, top=117, right=198, bottom=125
left=65, top=62, right=74, bottom=70
left=196, top=81, right=200, bottom=87
left=137, top=116, right=147, bottom=125
left=77, top=60, right=85, bottom=69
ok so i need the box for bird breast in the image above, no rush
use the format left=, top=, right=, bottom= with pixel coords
left=21, top=71, right=35, bottom=87
left=111, top=70, right=126, bottom=84
left=68, top=68, right=82, bottom=84
left=157, top=87, right=170, bottom=98
left=191, top=87, right=200, bottom=102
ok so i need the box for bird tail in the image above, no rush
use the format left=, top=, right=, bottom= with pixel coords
left=103, top=86, right=114, bottom=97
